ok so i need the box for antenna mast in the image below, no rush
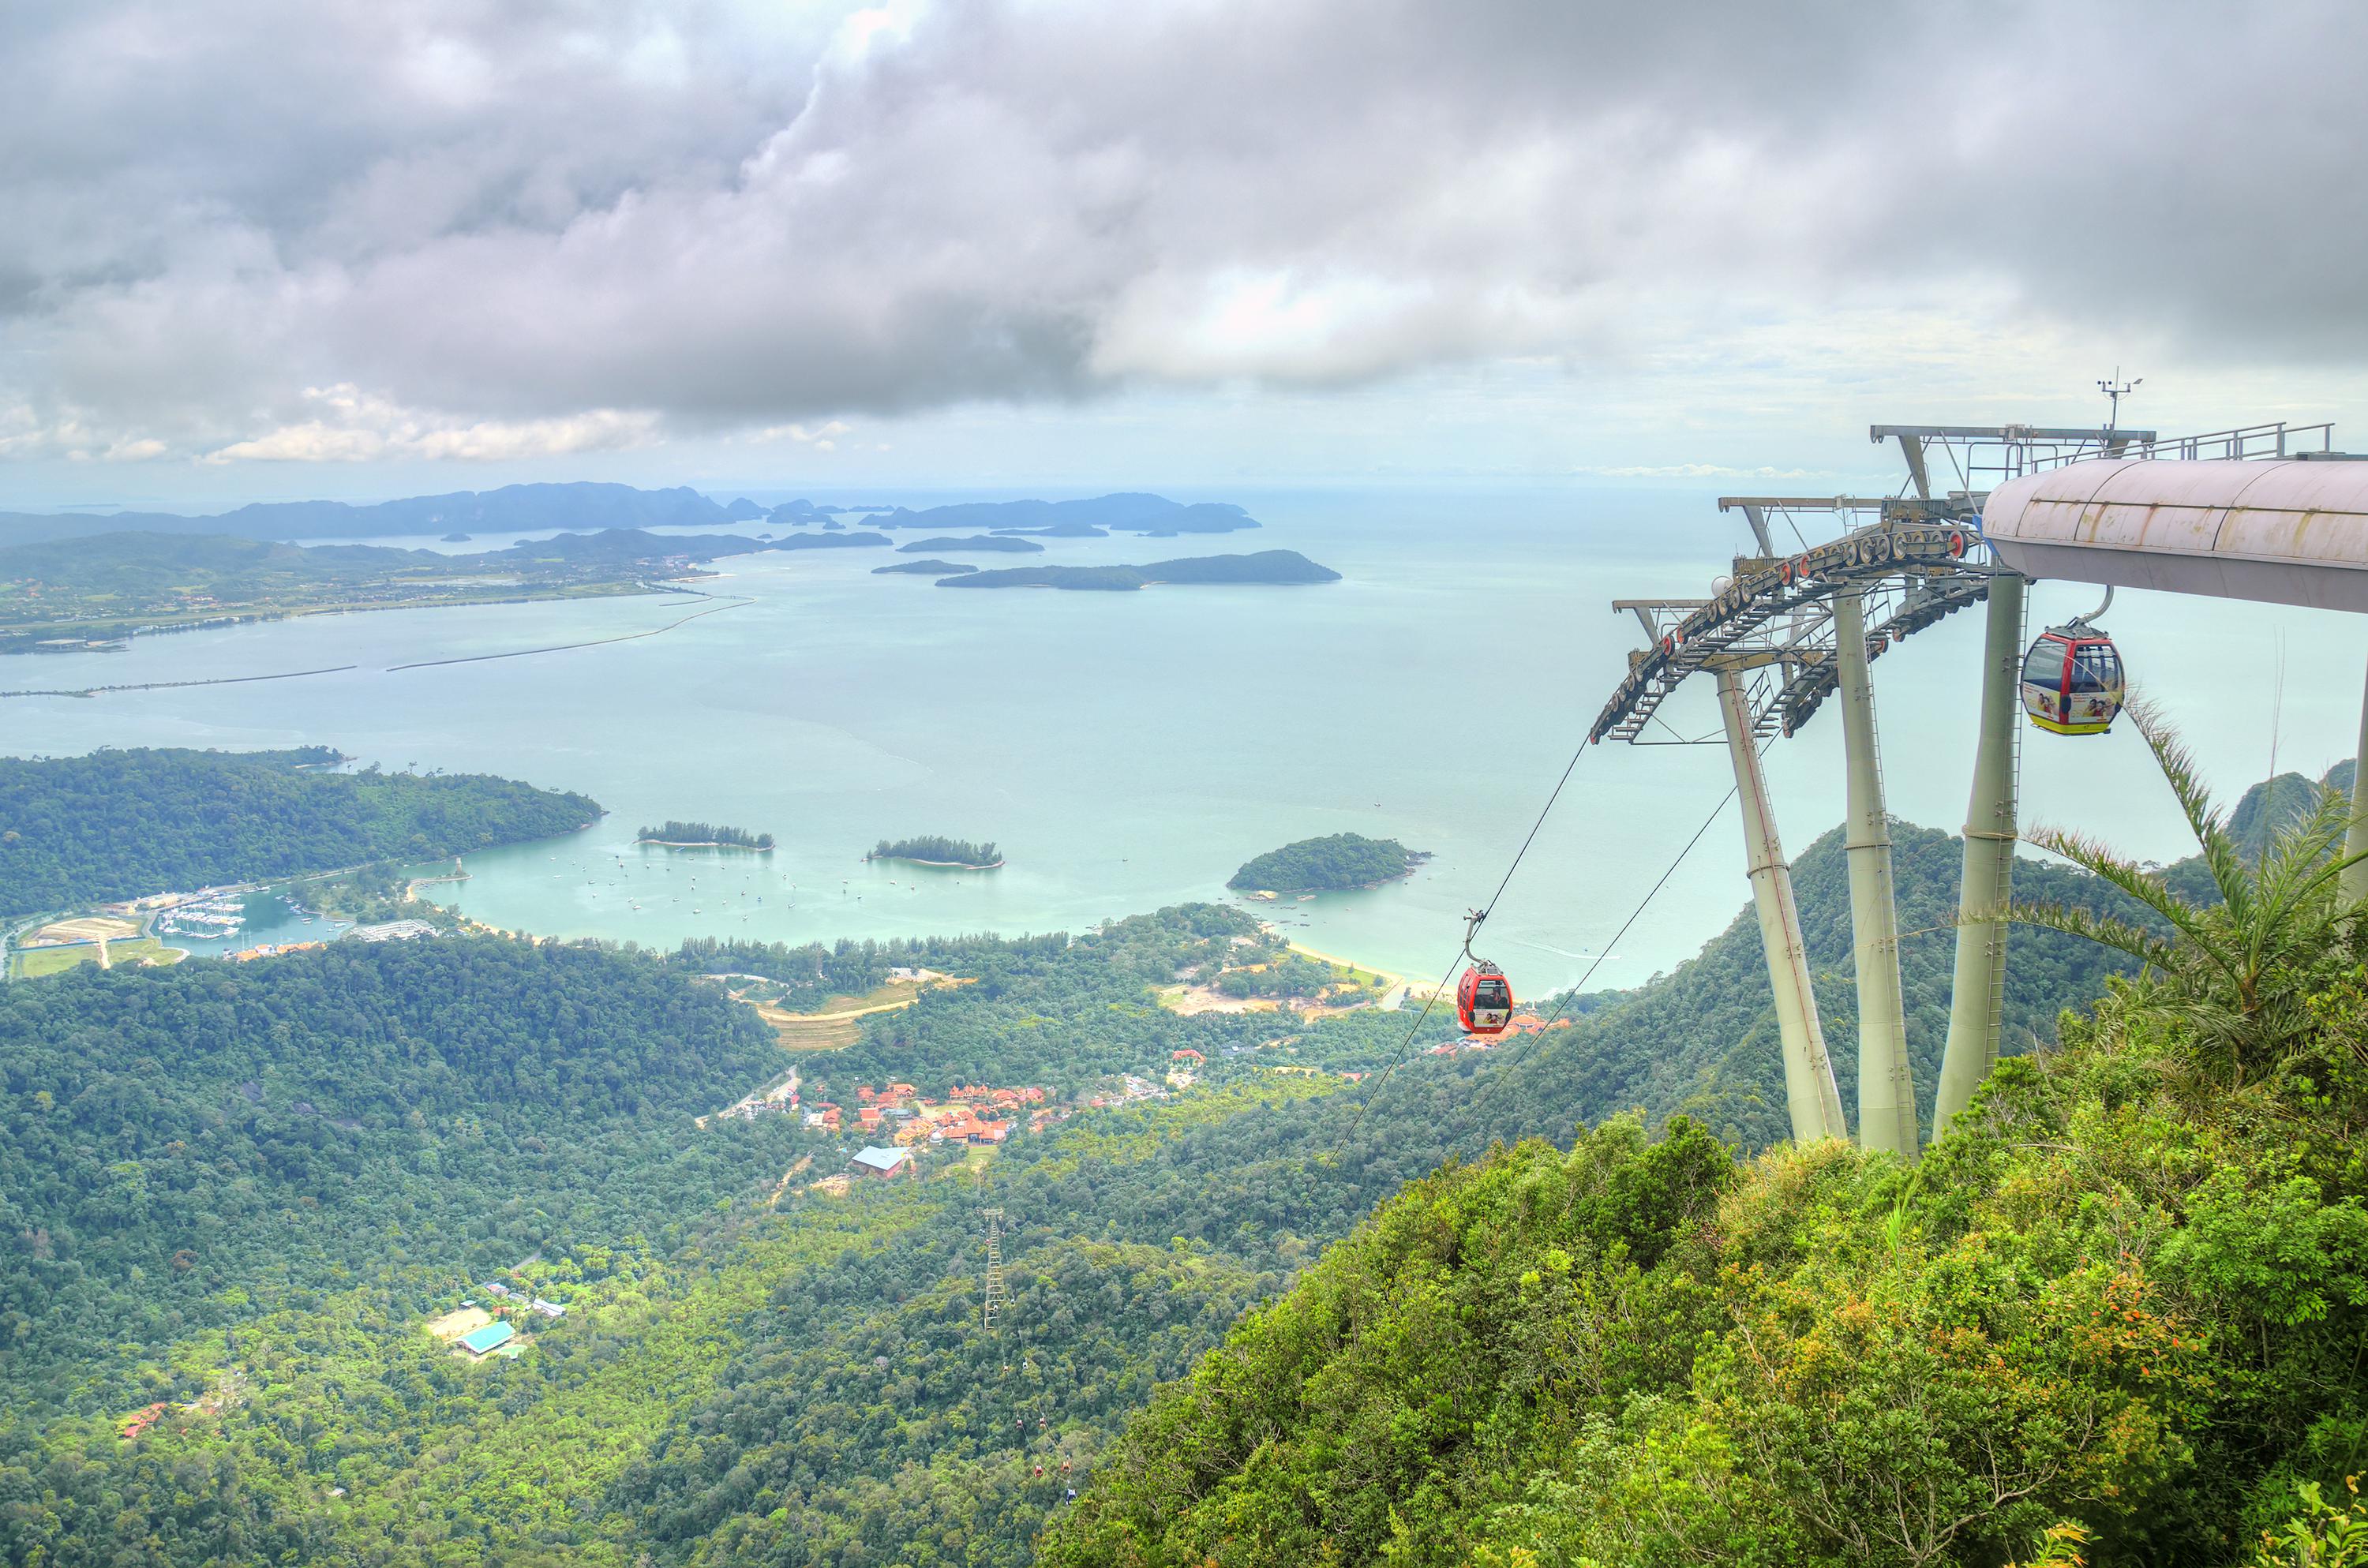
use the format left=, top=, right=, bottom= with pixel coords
left=2098, top=369, right=2142, bottom=441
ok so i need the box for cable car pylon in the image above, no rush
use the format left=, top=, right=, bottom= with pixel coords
left=1714, top=664, right=1846, bottom=1143
left=1834, top=586, right=1917, bottom=1156
left=981, top=1207, right=1008, bottom=1330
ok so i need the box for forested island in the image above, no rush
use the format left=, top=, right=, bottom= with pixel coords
left=895, top=534, right=1044, bottom=555
left=868, top=835, right=1002, bottom=868
left=873, top=559, right=977, bottom=576
left=637, top=820, right=774, bottom=850
left=1229, top=831, right=1426, bottom=892
left=939, top=548, right=1341, bottom=592
left=0, top=747, right=599, bottom=914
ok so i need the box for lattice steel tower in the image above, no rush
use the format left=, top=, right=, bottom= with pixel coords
left=981, top=1207, right=1009, bottom=1330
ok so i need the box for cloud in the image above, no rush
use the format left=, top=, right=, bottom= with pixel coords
left=195, top=386, right=659, bottom=464
left=4, top=0, right=2366, bottom=462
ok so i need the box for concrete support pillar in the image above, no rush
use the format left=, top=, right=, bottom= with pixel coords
left=1716, top=668, right=1847, bottom=1144
left=1834, top=589, right=1918, bottom=1158
left=2344, top=655, right=2368, bottom=910
left=1935, top=574, right=2026, bottom=1139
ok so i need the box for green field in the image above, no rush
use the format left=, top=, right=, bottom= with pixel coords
left=9, top=937, right=185, bottom=978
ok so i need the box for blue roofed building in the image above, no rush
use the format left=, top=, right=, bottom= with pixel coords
left=849, top=1145, right=914, bottom=1179
left=459, top=1320, right=516, bottom=1357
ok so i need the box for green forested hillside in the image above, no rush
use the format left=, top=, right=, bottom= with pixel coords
left=0, top=747, right=600, bottom=913
left=1044, top=747, right=2368, bottom=1568
left=1046, top=974, right=2368, bottom=1567
left=0, top=796, right=2287, bottom=1566
left=0, top=937, right=798, bottom=1409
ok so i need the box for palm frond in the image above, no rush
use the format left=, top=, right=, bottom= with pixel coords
left=1995, top=900, right=2179, bottom=973
left=2126, top=697, right=2256, bottom=921
left=2023, top=823, right=2214, bottom=948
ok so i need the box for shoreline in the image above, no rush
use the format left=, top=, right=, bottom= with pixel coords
left=867, top=855, right=1006, bottom=870
left=1279, top=938, right=1403, bottom=991
left=638, top=839, right=774, bottom=851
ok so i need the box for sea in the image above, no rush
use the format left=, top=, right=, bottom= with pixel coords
left=6, top=485, right=2360, bottom=995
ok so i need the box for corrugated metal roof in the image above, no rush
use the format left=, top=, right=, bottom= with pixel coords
left=460, top=1320, right=516, bottom=1354
left=849, top=1145, right=911, bottom=1171
left=1981, top=458, right=2368, bottom=611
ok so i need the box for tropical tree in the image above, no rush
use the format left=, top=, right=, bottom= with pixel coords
left=2004, top=696, right=2368, bottom=1084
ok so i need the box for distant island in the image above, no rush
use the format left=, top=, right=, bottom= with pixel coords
left=938, top=550, right=1341, bottom=593
left=0, top=527, right=885, bottom=653
left=869, top=836, right=1002, bottom=870
left=0, top=480, right=747, bottom=548
left=1228, top=833, right=1427, bottom=893
left=0, top=486, right=1260, bottom=550
left=989, top=520, right=1107, bottom=537
left=441, top=532, right=471, bottom=543
left=638, top=820, right=774, bottom=851
left=868, top=493, right=1260, bottom=536
left=874, top=559, right=978, bottom=576
left=897, top=535, right=1045, bottom=555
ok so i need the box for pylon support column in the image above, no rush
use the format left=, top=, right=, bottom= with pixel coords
left=1935, top=574, right=2026, bottom=1138
left=2344, top=654, right=2368, bottom=911
left=1834, top=589, right=1917, bottom=1158
left=1716, top=668, right=1846, bottom=1144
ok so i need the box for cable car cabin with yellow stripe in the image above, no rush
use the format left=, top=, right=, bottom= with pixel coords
left=2020, top=625, right=2125, bottom=735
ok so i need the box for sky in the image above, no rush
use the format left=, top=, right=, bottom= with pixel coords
left=6, top=0, right=2368, bottom=509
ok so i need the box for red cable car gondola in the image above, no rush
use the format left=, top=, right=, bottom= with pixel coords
left=1452, top=908, right=1514, bottom=1035
left=2018, top=589, right=2125, bottom=737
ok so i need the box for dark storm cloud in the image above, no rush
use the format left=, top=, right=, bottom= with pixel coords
left=3, top=0, right=2362, bottom=458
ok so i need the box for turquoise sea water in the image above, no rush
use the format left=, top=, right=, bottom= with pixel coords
left=6, top=485, right=2362, bottom=994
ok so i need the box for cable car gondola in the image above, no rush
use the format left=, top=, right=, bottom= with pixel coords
left=2019, top=589, right=2125, bottom=737
left=1453, top=908, right=1514, bottom=1035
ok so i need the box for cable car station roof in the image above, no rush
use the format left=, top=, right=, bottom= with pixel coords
left=1981, top=455, right=2368, bottom=613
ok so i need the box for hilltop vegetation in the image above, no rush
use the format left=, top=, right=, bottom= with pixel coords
left=871, top=835, right=1002, bottom=868
left=0, top=747, right=598, bottom=915
left=1230, top=832, right=1423, bottom=893
left=1048, top=724, right=2368, bottom=1568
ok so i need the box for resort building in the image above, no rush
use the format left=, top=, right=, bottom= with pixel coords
left=848, top=1146, right=915, bottom=1180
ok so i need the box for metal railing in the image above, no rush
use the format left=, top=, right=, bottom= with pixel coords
left=2021, top=420, right=2335, bottom=470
